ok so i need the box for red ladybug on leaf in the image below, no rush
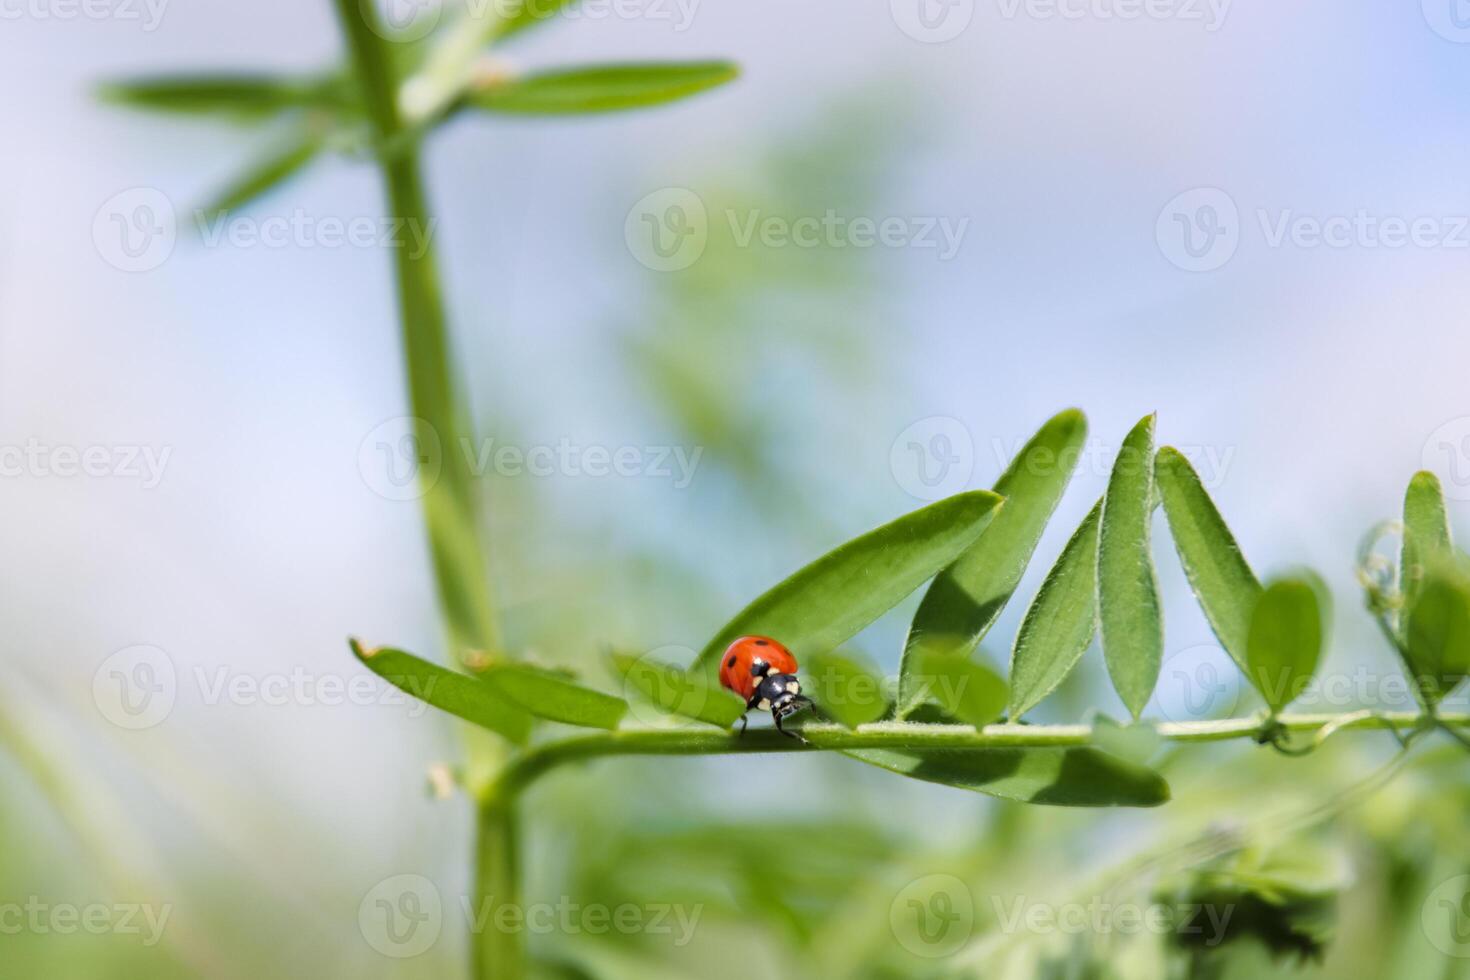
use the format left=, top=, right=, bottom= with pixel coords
left=719, top=635, right=813, bottom=740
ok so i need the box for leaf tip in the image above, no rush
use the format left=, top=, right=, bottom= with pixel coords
left=348, top=637, right=379, bottom=660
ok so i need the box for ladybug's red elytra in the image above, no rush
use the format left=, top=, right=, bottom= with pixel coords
left=718, top=635, right=813, bottom=740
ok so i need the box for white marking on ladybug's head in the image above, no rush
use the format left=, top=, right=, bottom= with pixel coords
left=786, top=680, right=800, bottom=694
left=757, top=698, right=772, bottom=711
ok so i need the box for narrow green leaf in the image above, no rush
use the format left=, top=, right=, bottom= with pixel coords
left=1247, top=577, right=1328, bottom=714
left=482, top=665, right=626, bottom=730
left=1401, top=471, right=1453, bottom=614
left=99, top=74, right=350, bottom=118
left=1098, top=414, right=1164, bottom=718
left=469, top=62, right=738, bottom=115
left=899, top=409, right=1088, bottom=714
left=804, top=651, right=888, bottom=729
left=349, top=639, right=532, bottom=743
left=693, top=490, right=1005, bottom=675
left=196, top=133, right=323, bottom=220
left=841, top=746, right=1169, bottom=807
left=1155, top=446, right=1262, bottom=673
left=1088, top=714, right=1162, bottom=766
left=1008, top=499, right=1102, bottom=717
left=1404, top=558, right=1470, bottom=702
left=907, top=647, right=1008, bottom=727
left=611, top=653, right=745, bottom=728
left=492, top=0, right=581, bottom=40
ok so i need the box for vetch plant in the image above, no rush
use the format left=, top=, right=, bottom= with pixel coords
left=103, top=9, right=1470, bottom=979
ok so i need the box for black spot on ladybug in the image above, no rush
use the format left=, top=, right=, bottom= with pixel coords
left=754, top=639, right=769, bottom=646
left=726, top=655, right=737, bottom=668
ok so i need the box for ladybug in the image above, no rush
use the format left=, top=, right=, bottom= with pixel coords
left=719, top=635, right=812, bottom=740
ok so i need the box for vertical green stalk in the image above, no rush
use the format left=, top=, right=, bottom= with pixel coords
left=332, top=0, right=500, bottom=659
left=330, top=4, right=519, bottom=978
left=475, top=795, right=524, bottom=980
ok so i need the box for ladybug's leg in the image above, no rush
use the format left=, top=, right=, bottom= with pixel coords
left=737, top=713, right=748, bottom=736
left=773, top=709, right=807, bottom=744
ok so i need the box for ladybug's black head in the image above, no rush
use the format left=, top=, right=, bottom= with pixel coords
left=754, top=672, right=812, bottom=739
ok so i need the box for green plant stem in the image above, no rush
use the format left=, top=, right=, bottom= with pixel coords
left=489, top=712, right=1470, bottom=799
left=331, top=5, right=511, bottom=979
left=474, top=796, right=523, bottom=980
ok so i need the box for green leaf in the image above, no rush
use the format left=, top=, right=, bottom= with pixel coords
left=610, top=653, right=745, bottom=728
left=1098, top=414, right=1164, bottom=718
left=1404, top=558, right=1470, bottom=702
left=349, top=639, right=532, bottom=743
left=196, top=133, right=324, bottom=220
left=492, top=0, right=581, bottom=40
left=1008, top=498, right=1102, bottom=717
left=482, top=665, right=626, bottom=730
left=906, top=647, right=1008, bottom=727
left=899, top=409, right=1088, bottom=714
left=1401, top=471, right=1454, bottom=614
left=469, top=63, right=738, bottom=115
left=1155, top=445, right=1262, bottom=673
left=693, top=490, right=1005, bottom=676
left=841, top=746, right=1169, bottom=807
left=804, top=651, right=888, bottom=729
left=1247, top=576, right=1328, bottom=714
left=99, top=74, right=350, bottom=119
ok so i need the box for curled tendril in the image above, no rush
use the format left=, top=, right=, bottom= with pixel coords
left=1356, top=520, right=1404, bottom=616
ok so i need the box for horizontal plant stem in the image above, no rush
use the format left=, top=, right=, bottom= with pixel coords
left=490, top=712, right=1470, bottom=798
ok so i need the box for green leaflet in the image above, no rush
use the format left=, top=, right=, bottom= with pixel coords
left=1247, top=576, right=1328, bottom=714
left=906, top=646, right=1008, bottom=728
left=483, top=665, right=627, bottom=730
left=692, top=491, right=1004, bottom=677
left=1008, top=499, right=1102, bottom=718
left=350, top=640, right=532, bottom=743
left=1155, top=446, right=1261, bottom=675
left=899, top=409, right=1087, bottom=715
left=611, top=653, right=745, bottom=728
left=1098, top=414, right=1163, bottom=718
left=470, top=63, right=738, bottom=115
left=1404, top=558, right=1470, bottom=703
left=99, top=73, right=351, bottom=118
left=196, top=132, right=324, bottom=221
left=1401, top=471, right=1453, bottom=614
left=804, top=651, right=889, bottom=729
left=842, top=746, right=1169, bottom=807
